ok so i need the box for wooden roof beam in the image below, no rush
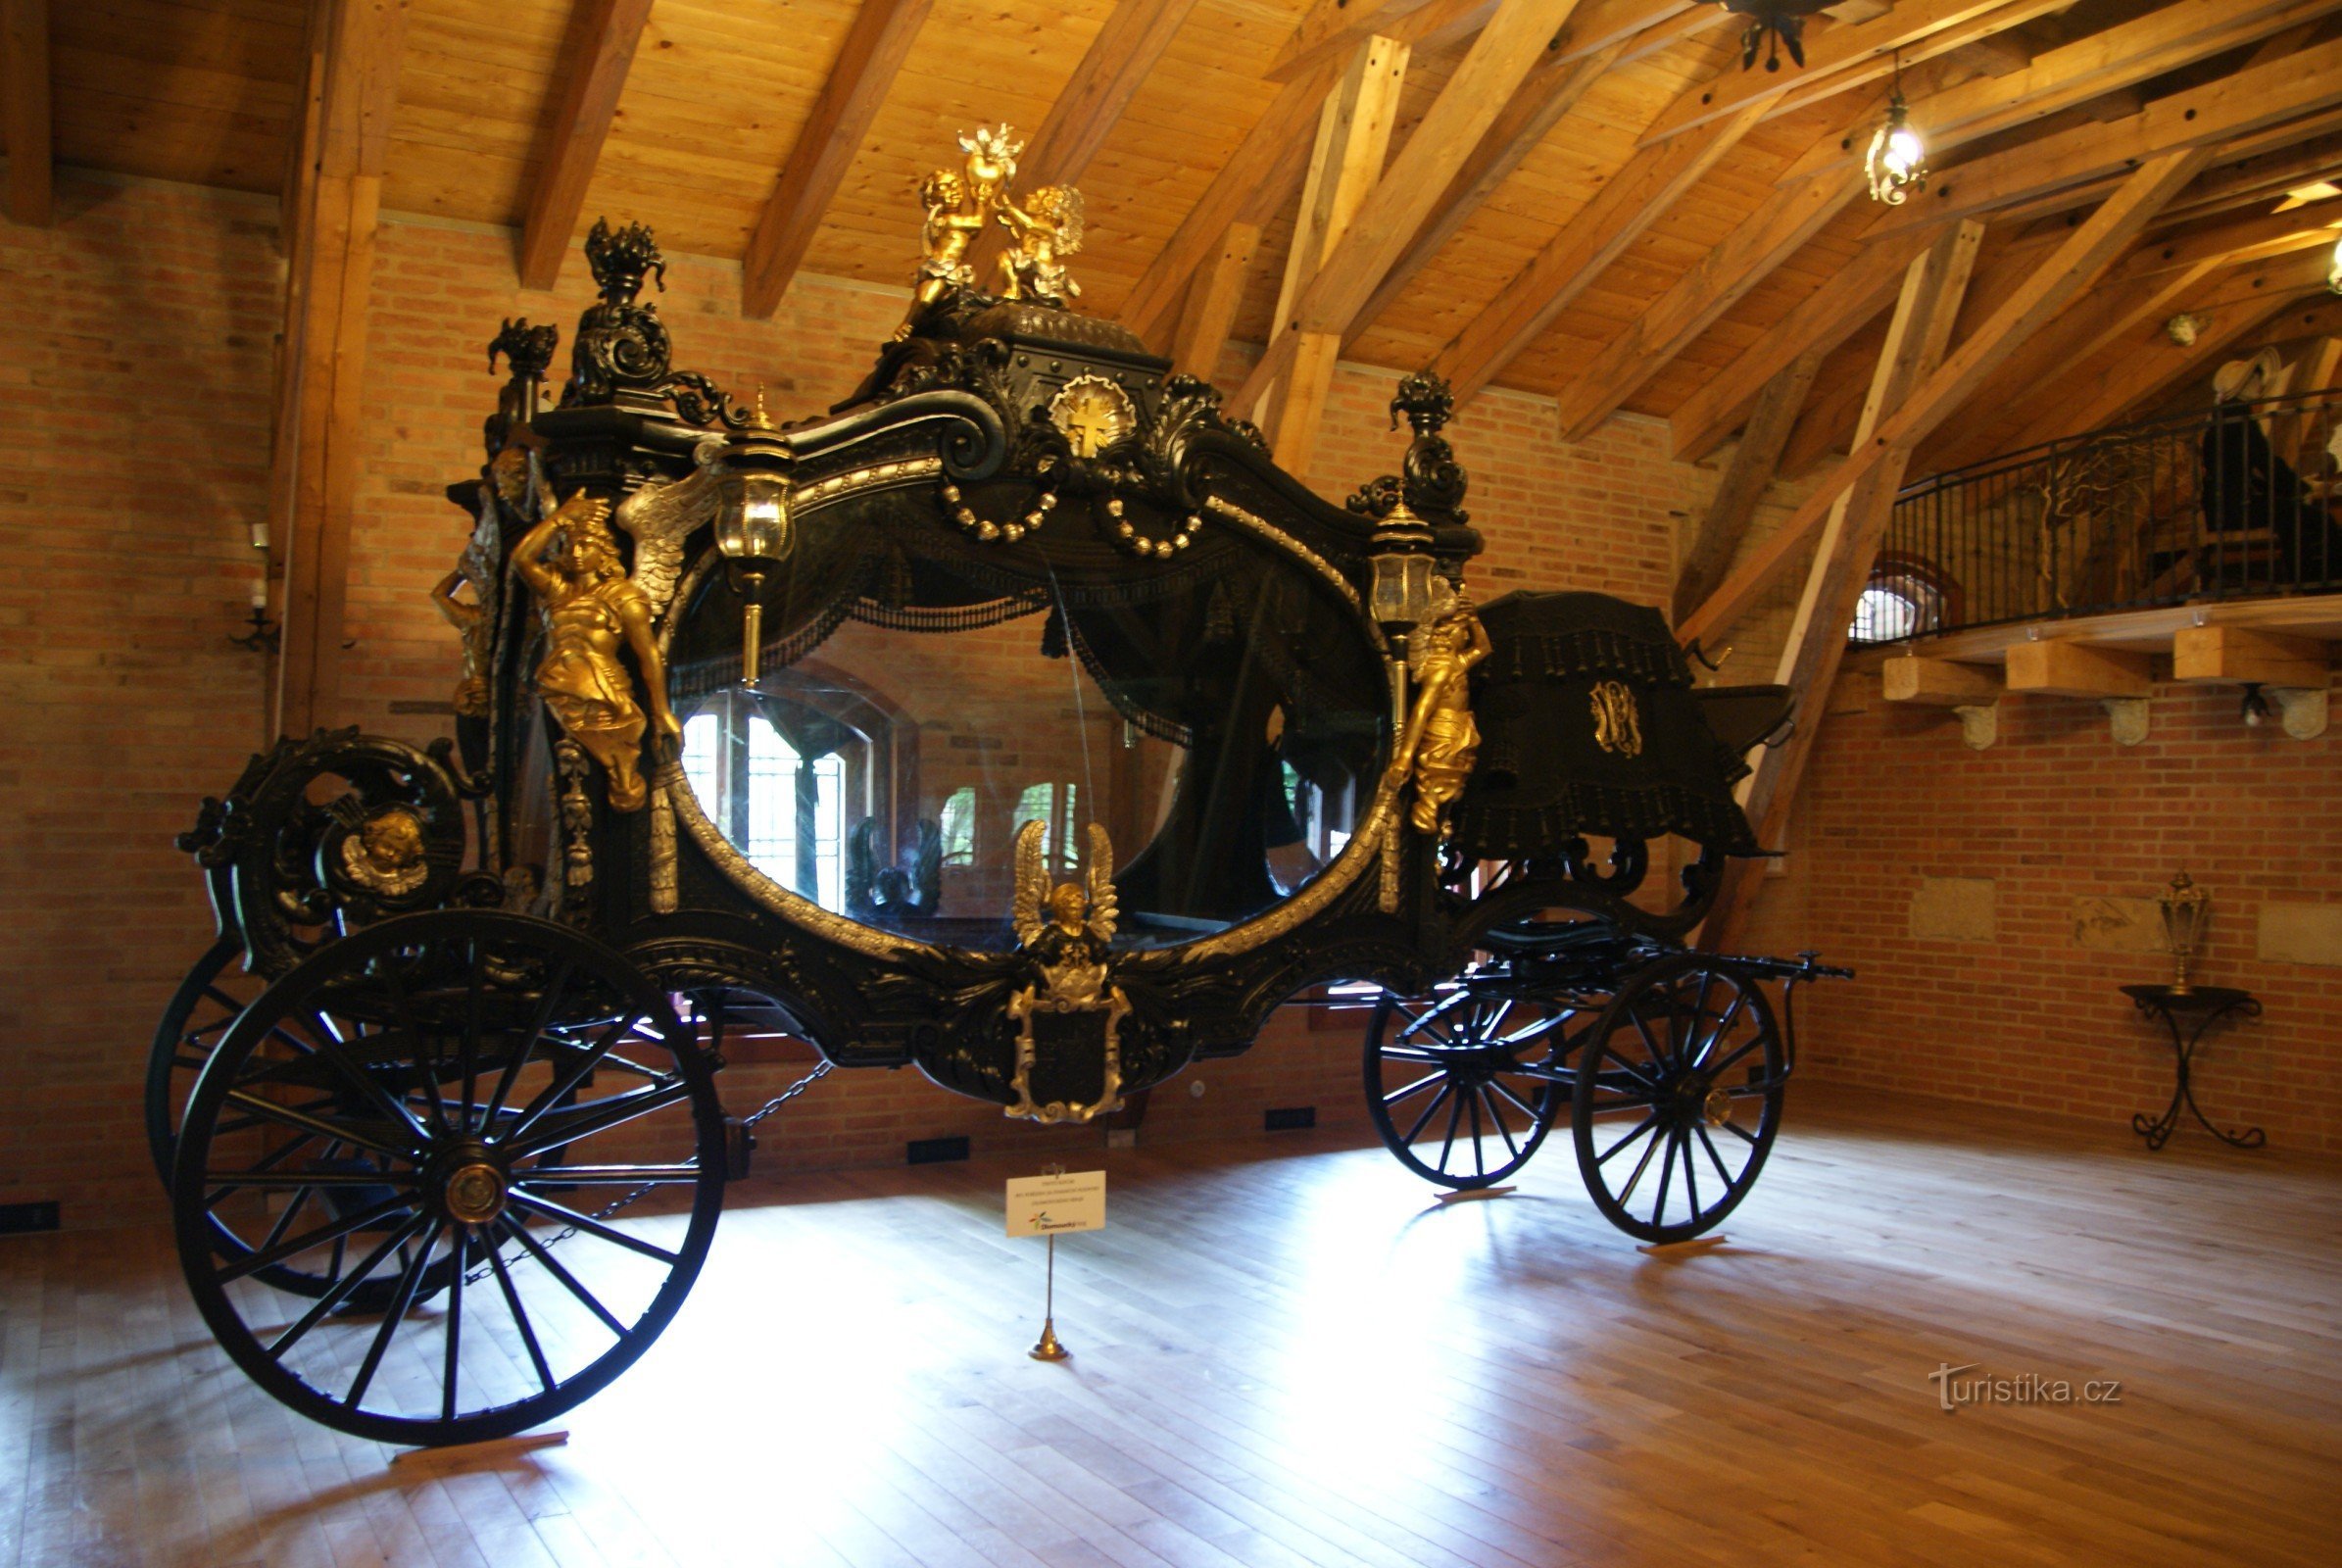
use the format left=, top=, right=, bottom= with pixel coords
left=1671, top=350, right=1822, bottom=626
left=1120, top=0, right=1486, bottom=346
left=1700, top=220, right=1983, bottom=955
left=1229, top=0, right=1594, bottom=418
left=1267, top=0, right=1681, bottom=84
left=1680, top=146, right=2214, bottom=649
left=2, top=0, right=51, bottom=225
left=1667, top=0, right=2336, bottom=457
left=516, top=0, right=654, bottom=290
left=742, top=0, right=935, bottom=318
left=1168, top=220, right=1260, bottom=381
left=1005, top=0, right=1205, bottom=193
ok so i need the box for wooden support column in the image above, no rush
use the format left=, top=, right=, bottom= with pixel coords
left=1, top=0, right=50, bottom=225
left=1234, top=0, right=1589, bottom=422
left=1670, top=350, right=1820, bottom=626
left=1682, top=147, right=2215, bottom=650
left=741, top=0, right=933, bottom=318
left=515, top=0, right=655, bottom=289
left=274, top=0, right=409, bottom=737
left=1254, top=34, right=1408, bottom=473
left=1168, top=220, right=1259, bottom=382
left=1700, top=220, right=1982, bottom=955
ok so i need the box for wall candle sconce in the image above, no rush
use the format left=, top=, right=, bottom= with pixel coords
left=231, top=578, right=280, bottom=653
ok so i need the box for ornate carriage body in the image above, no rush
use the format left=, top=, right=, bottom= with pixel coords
left=160, top=199, right=1840, bottom=1447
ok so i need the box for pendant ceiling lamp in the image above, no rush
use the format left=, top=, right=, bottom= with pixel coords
left=1866, top=52, right=1929, bottom=206
left=1719, top=0, right=1830, bottom=73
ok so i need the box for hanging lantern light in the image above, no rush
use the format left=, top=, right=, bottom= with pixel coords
left=711, top=393, right=794, bottom=689
left=1866, top=54, right=1929, bottom=207
left=2327, top=230, right=2342, bottom=295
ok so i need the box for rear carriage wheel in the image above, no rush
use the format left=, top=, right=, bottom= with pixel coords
left=1365, top=987, right=1573, bottom=1189
left=172, top=909, right=725, bottom=1446
left=1571, top=954, right=1785, bottom=1243
left=147, top=934, right=263, bottom=1186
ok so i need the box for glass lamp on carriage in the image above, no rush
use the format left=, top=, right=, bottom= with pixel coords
left=712, top=402, right=794, bottom=688
left=1369, top=502, right=1440, bottom=631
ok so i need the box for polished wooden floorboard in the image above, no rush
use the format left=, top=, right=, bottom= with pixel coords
left=4, top=1087, right=2338, bottom=1567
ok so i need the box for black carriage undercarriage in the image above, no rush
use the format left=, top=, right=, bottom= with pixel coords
left=158, top=159, right=1843, bottom=1445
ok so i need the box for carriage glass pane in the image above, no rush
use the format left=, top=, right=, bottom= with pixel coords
left=662, top=521, right=1386, bottom=953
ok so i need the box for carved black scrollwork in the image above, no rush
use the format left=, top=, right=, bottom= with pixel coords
left=176, top=729, right=471, bottom=979
left=489, top=318, right=560, bottom=383
left=563, top=220, right=753, bottom=430
left=1345, top=368, right=1469, bottom=525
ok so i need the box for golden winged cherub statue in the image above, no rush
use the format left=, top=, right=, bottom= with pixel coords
left=1010, top=818, right=1117, bottom=1003
left=997, top=183, right=1084, bottom=305
left=513, top=491, right=680, bottom=812
left=1389, top=586, right=1492, bottom=837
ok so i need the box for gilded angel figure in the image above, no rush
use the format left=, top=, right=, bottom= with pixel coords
left=1011, top=818, right=1117, bottom=1002
left=513, top=491, right=680, bottom=812
left=1389, top=587, right=1491, bottom=837
left=996, top=184, right=1084, bottom=306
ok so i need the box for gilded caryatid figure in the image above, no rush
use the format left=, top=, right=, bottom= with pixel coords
left=1389, top=587, right=1491, bottom=838
left=997, top=183, right=1084, bottom=306
left=513, top=491, right=680, bottom=813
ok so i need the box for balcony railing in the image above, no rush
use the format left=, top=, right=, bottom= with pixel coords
left=1853, top=389, right=2342, bottom=645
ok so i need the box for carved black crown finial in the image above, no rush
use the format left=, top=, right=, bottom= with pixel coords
left=584, top=218, right=666, bottom=306
left=488, top=318, right=560, bottom=382
left=1390, top=370, right=1455, bottom=439
left=1347, top=368, right=1469, bottom=525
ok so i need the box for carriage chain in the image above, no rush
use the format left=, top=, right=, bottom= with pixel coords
left=460, top=1057, right=834, bottom=1285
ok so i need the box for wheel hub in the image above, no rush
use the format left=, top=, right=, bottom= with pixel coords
left=1701, top=1084, right=1734, bottom=1128
left=436, top=1151, right=509, bottom=1225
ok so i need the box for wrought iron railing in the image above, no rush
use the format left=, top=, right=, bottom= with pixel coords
left=1853, top=389, right=2342, bottom=645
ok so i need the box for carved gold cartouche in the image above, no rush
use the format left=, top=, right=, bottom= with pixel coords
left=514, top=491, right=680, bottom=813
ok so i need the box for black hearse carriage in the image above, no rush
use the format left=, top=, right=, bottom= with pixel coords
left=157, top=206, right=1841, bottom=1446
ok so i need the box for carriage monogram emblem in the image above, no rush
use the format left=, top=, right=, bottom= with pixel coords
left=1589, top=679, right=1643, bottom=758
left=1004, top=818, right=1128, bottom=1123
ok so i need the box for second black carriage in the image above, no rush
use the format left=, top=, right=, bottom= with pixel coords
left=153, top=192, right=1842, bottom=1447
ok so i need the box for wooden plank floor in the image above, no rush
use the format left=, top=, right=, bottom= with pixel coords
left=4, top=1086, right=2338, bottom=1568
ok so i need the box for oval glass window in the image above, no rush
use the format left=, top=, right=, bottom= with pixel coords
left=661, top=520, right=1387, bottom=952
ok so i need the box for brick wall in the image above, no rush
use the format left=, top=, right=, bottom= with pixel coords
left=1, top=177, right=1699, bottom=1225
left=1746, top=662, right=2342, bottom=1153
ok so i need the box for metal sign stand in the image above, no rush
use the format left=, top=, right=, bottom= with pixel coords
left=1030, top=1231, right=1069, bottom=1361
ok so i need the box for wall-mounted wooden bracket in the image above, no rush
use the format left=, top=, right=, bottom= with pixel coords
left=1881, top=655, right=2003, bottom=749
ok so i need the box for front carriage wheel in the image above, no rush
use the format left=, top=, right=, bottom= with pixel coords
left=1364, top=988, right=1572, bottom=1189
left=1571, top=954, right=1785, bottom=1244
left=172, top=909, right=726, bottom=1446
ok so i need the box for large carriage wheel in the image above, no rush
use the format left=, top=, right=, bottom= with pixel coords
left=1365, top=986, right=1573, bottom=1189
left=173, top=909, right=725, bottom=1446
left=1571, top=954, right=1785, bottom=1243
left=147, top=934, right=263, bottom=1185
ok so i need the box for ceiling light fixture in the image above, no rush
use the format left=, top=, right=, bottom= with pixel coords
left=1866, top=51, right=1928, bottom=206
left=1721, top=1, right=1830, bottom=74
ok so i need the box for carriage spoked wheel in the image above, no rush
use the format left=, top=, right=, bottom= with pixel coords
left=173, top=909, right=726, bottom=1446
left=147, top=934, right=265, bottom=1186
left=1570, top=953, right=1786, bottom=1244
left=1365, top=985, right=1575, bottom=1189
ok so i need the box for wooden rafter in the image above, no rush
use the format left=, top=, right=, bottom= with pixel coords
left=1169, top=221, right=1260, bottom=381
left=1257, top=35, right=1410, bottom=472
left=1, top=0, right=50, bottom=225
left=275, top=0, right=409, bottom=737
left=1229, top=0, right=1593, bottom=421
left=1671, top=351, right=1821, bottom=626
left=1578, top=0, right=2336, bottom=447
left=1701, top=221, right=1981, bottom=954
left=741, top=0, right=934, bottom=318
left=1667, top=227, right=1932, bottom=462
left=515, top=0, right=654, bottom=290
left=1680, top=147, right=2214, bottom=650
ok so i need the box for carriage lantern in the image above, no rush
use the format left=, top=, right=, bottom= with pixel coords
left=1369, top=501, right=1439, bottom=629
left=2157, top=870, right=2211, bottom=995
left=713, top=396, right=793, bottom=687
